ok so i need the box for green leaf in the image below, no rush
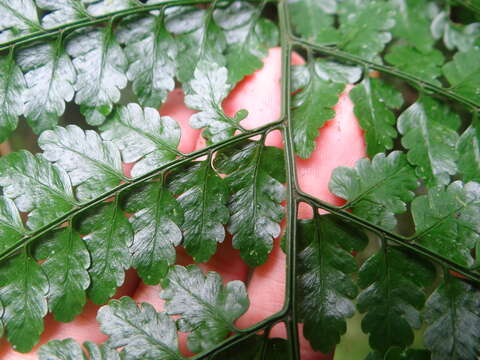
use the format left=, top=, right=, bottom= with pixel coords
left=337, top=0, right=395, bottom=61
left=297, top=215, right=368, bottom=353
left=124, top=182, right=183, bottom=285
left=0, top=150, right=76, bottom=229
left=390, top=0, right=435, bottom=53
left=185, top=60, right=245, bottom=143
left=85, top=0, right=140, bottom=16
left=411, top=181, right=480, bottom=267
left=66, top=26, right=128, bottom=125
left=16, top=42, right=76, bottom=134
left=101, top=103, right=180, bottom=177
left=97, top=296, right=185, bottom=360
left=398, top=96, right=460, bottom=187
left=0, top=55, right=26, bottom=142
left=443, top=48, right=480, bottom=104
left=36, top=0, right=89, bottom=29
left=169, top=160, right=229, bottom=263
left=116, top=13, right=177, bottom=108
left=0, top=0, right=40, bottom=42
left=457, top=125, right=480, bottom=183
left=291, top=60, right=346, bottom=159
left=210, top=336, right=289, bottom=360
left=385, top=45, right=444, bottom=85
left=215, top=141, right=286, bottom=266
left=0, top=196, right=25, bottom=253
left=161, top=265, right=249, bottom=353
left=34, top=226, right=90, bottom=322
left=288, top=0, right=339, bottom=45
left=424, top=275, right=480, bottom=360
left=349, top=77, right=404, bottom=157
left=77, top=200, right=132, bottom=304
left=431, top=12, right=480, bottom=52
left=39, top=338, right=122, bottom=360
left=357, top=247, right=435, bottom=354
left=39, top=125, right=125, bottom=201
left=0, top=250, right=48, bottom=353
left=329, top=151, right=417, bottom=230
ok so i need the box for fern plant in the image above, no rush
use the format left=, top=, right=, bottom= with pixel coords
left=0, top=0, right=479, bottom=359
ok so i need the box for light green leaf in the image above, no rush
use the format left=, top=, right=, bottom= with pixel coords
left=443, top=48, right=480, bottom=105
left=329, top=151, right=417, bottom=230
left=349, top=77, right=404, bottom=157
left=169, top=160, right=229, bottom=263
left=0, top=197, right=25, bottom=254
left=215, top=141, right=286, bottom=266
left=16, top=42, right=76, bottom=134
left=116, top=13, right=177, bottom=108
left=39, top=125, right=125, bottom=201
left=101, top=103, right=180, bottom=177
left=34, top=226, right=90, bottom=322
left=98, top=296, right=185, bottom=360
left=0, top=0, right=40, bottom=42
left=288, top=0, right=339, bottom=44
left=338, top=0, right=395, bottom=61
left=292, top=60, right=347, bottom=159
left=161, top=265, right=249, bottom=353
left=77, top=200, right=132, bottom=304
left=67, top=27, right=128, bottom=125
left=37, top=0, right=89, bottom=29
left=0, top=250, right=49, bottom=353
left=357, top=247, right=435, bottom=354
left=424, top=275, right=480, bottom=360
left=390, top=0, right=435, bottom=53
left=124, top=182, right=183, bottom=285
left=185, top=60, right=246, bottom=144
left=39, top=338, right=122, bottom=360
left=385, top=45, right=444, bottom=85
left=398, top=96, right=460, bottom=187
left=297, top=215, right=368, bottom=353
left=457, top=125, right=480, bottom=183
left=411, top=181, right=480, bottom=266
left=431, top=12, right=480, bottom=52
left=0, top=55, right=26, bottom=142
left=0, top=150, right=76, bottom=229
left=84, top=0, right=140, bottom=16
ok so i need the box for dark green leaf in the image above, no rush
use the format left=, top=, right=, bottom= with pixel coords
left=431, top=12, right=480, bottom=52
left=457, top=125, right=480, bottom=183
left=16, top=42, right=76, bottom=134
left=411, top=181, right=480, bottom=267
left=349, top=77, right=404, bottom=157
left=161, top=265, right=249, bottom=353
left=39, top=338, right=122, bottom=360
left=366, top=348, right=431, bottom=360
left=0, top=250, right=48, bottom=353
left=288, top=0, right=339, bottom=45
left=37, top=0, right=89, bottom=29
left=337, top=0, right=395, bottom=61
left=357, top=247, right=435, bottom=354
left=292, top=60, right=346, bottom=159
left=215, top=141, right=286, bottom=266
left=0, top=55, right=26, bottom=142
left=116, top=13, right=177, bottom=108
left=398, top=96, right=460, bottom=187
left=0, top=196, right=25, bottom=253
left=39, top=125, right=125, bottom=201
left=210, top=336, right=288, bottom=360
left=124, top=182, right=183, bottom=284
left=34, top=226, right=90, bottom=322
left=101, top=103, right=180, bottom=177
left=297, top=215, right=368, bottom=353
left=0, top=0, right=40, bottom=42
left=98, top=296, right=185, bottom=360
left=329, top=151, right=417, bottom=230
left=443, top=48, right=480, bottom=105
left=169, top=160, right=229, bottom=263
left=77, top=200, right=132, bottom=304
left=424, top=274, right=480, bottom=360
left=0, top=150, right=76, bottom=229
left=66, top=27, right=128, bottom=125
left=385, top=45, right=444, bottom=85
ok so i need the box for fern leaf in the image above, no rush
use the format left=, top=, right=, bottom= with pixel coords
left=39, top=338, right=122, bottom=360
left=443, top=48, right=480, bottom=104
left=36, top=0, right=89, bottom=29
left=457, top=125, right=480, bottom=183
left=0, top=196, right=25, bottom=253
left=0, top=0, right=40, bottom=42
